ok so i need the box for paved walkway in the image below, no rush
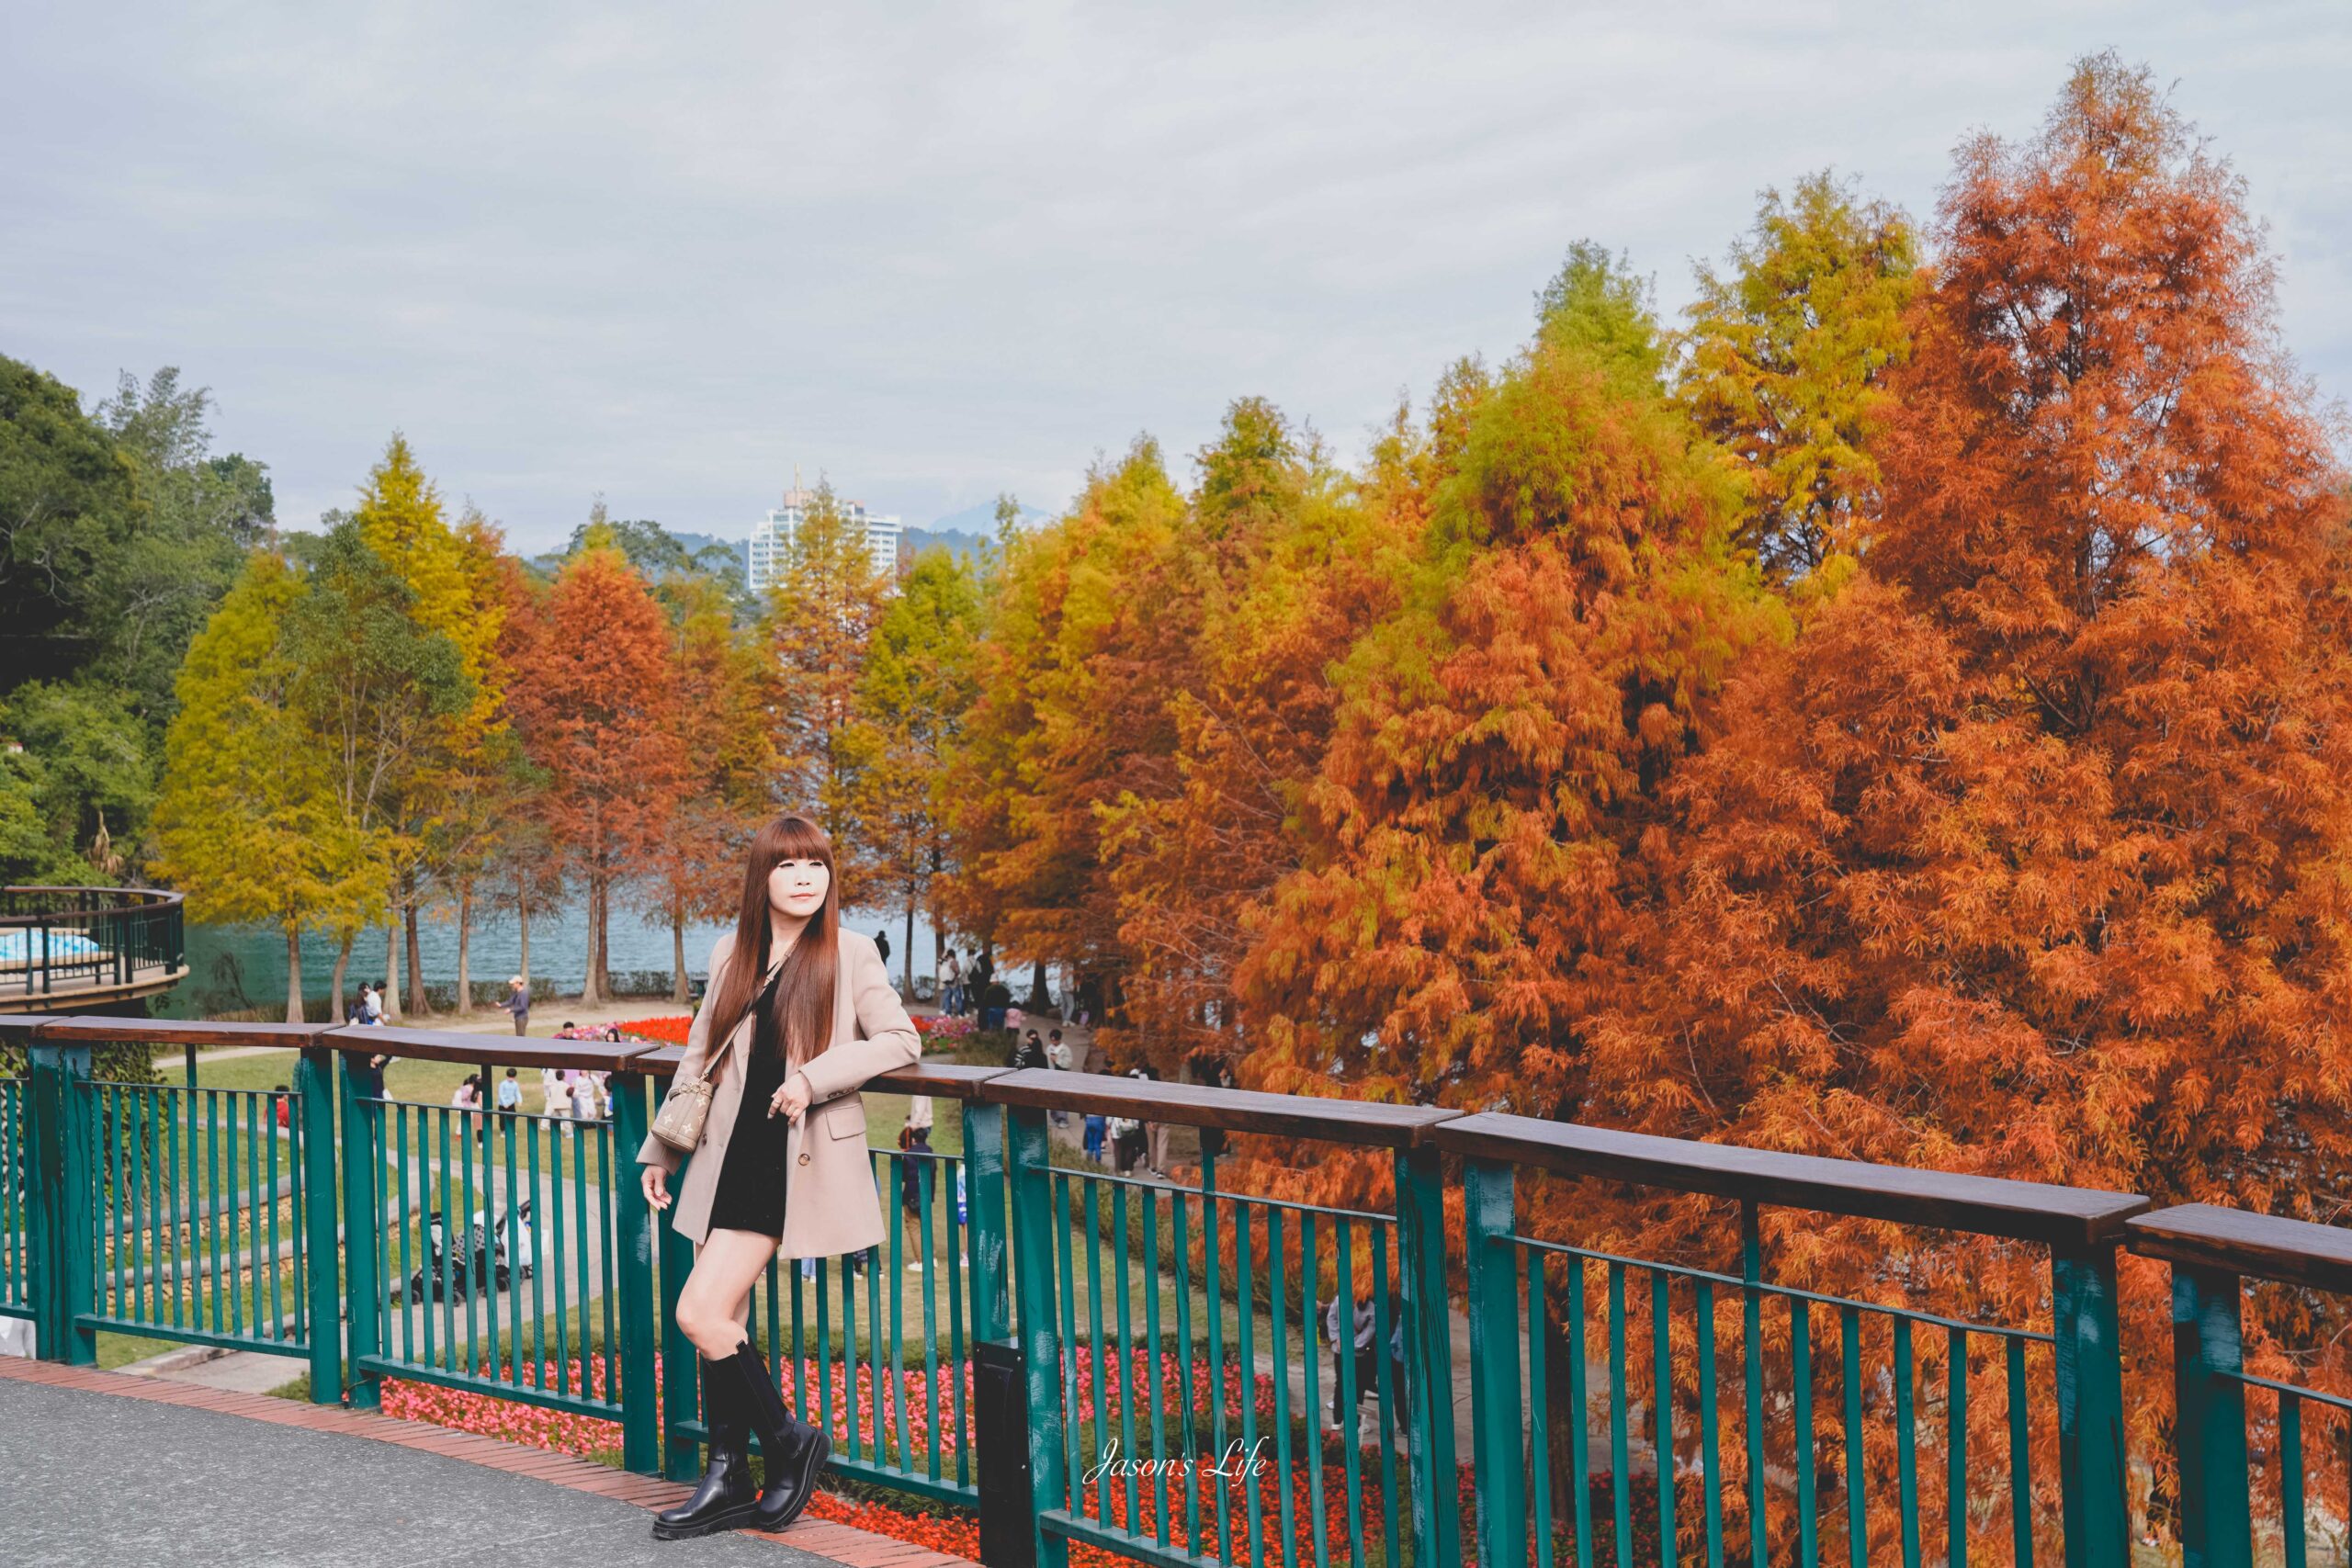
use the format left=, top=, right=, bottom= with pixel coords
left=0, top=1357, right=973, bottom=1568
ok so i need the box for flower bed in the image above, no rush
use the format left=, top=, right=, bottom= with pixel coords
left=371, top=1347, right=1449, bottom=1567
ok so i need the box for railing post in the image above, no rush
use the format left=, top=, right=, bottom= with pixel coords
left=1395, top=1139, right=1463, bottom=1568
left=2171, top=1264, right=2252, bottom=1568
left=1006, top=1100, right=1065, bottom=1568
left=2051, top=1241, right=2131, bottom=1568
left=964, top=1099, right=1012, bottom=1346
left=610, top=1068, right=662, bottom=1475
left=1464, top=1156, right=1523, bottom=1568
left=653, top=1076, right=702, bottom=1481
left=336, top=1048, right=382, bottom=1408
left=27, top=1038, right=95, bottom=1364
left=296, top=1043, right=342, bottom=1404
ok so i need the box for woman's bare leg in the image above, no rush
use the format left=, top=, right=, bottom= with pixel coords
left=675, top=1228, right=783, bottom=1359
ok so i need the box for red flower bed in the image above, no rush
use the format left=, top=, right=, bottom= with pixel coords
left=616, top=1015, right=693, bottom=1044
left=373, top=1347, right=1447, bottom=1568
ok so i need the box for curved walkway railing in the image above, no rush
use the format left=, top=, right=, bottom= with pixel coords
left=0, top=1010, right=2342, bottom=1568
left=0, top=886, right=187, bottom=1006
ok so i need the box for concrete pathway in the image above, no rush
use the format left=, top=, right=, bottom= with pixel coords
left=0, top=1371, right=816, bottom=1567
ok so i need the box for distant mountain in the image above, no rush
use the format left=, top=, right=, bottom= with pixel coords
left=925, top=500, right=1055, bottom=535
left=899, top=526, right=989, bottom=566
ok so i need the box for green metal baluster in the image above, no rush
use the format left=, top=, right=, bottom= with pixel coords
left=206, top=1088, right=222, bottom=1334
left=294, top=1050, right=337, bottom=1398
left=1372, top=1235, right=1402, bottom=1568
left=837, top=1213, right=855, bottom=1457
left=1301, top=1209, right=1329, bottom=1568
left=599, top=1120, right=620, bottom=1404
left=1698, top=1278, right=1724, bottom=1568
left=1793, top=1298, right=1815, bottom=1568
left=1271, top=1204, right=1298, bottom=1568
left=571, top=1116, right=594, bottom=1396
left=1894, top=1317, right=1919, bottom=1568
left=1205, top=1179, right=1235, bottom=1566
left=1842, top=1304, right=1864, bottom=1568
left=918, top=1149, right=941, bottom=1483
left=2282, top=1397, right=2306, bottom=1568
left=1610, top=1262, right=1634, bottom=1568
left=2007, top=1335, right=2030, bottom=1568
left=864, top=1152, right=886, bottom=1460
left=168, top=1089, right=184, bottom=1334
left=889, top=1150, right=910, bottom=1473
left=503, top=1112, right=523, bottom=1390
left=102, top=1085, right=120, bottom=1326
left=1338, top=1218, right=1368, bottom=1568
left=816, top=1256, right=833, bottom=1449
left=1949, top=1328, right=1968, bottom=1568
left=393, top=1104, right=413, bottom=1366
left=526, top=1111, right=547, bottom=1390
left=266, top=1086, right=284, bottom=1341
left=241, top=1090, right=259, bottom=1339
left=460, top=1092, right=480, bottom=1371
left=1144, top=1185, right=1170, bottom=1546
left=1656, top=1271, right=1679, bottom=1568
left=1742, top=1205, right=1766, bottom=1568
left=1173, top=1187, right=1204, bottom=1560
left=1238, top=1200, right=1266, bottom=1568
left=1532, top=1250, right=1556, bottom=1568
left=1570, top=1255, right=1594, bottom=1568
left=1084, top=1176, right=1113, bottom=1526
left=1115, top=1178, right=1142, bottom=1540
left=942, top=1155, right=967, bottom=1486
left=545, top=1108, right=568, bottom=1392
left=789, top=1251, right=806, bottom=1426
left=1057, top=1170, right=1081, bottom=1522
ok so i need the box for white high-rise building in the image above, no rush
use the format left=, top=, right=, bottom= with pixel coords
left=746, top=484, right=902, bottom=592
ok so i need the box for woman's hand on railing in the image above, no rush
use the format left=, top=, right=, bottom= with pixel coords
left=641, top=1165, right=672, bottom=1212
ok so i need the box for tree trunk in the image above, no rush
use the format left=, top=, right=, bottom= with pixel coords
left=672, top=895, right=689, bottom=1005
left=904, top=897, right=916, bottom=1001
left=330, top=933, right=352, bottom=1025
left=1026, top=960, right=1051, bottom=1016
left=383, top=919, right=401, bottom=1024
left=584, top=872, right=606, bottom=1006
left=455, top=883, right=472, bottom=1015
left=405, top=901, right=426, bottom=1017
left=284, top=923, right=304, bottom=1025
left=517, top=868, right=531, bottom=986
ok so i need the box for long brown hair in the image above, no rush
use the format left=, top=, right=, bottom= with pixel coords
left=704, top=813, right=840, bottom=1073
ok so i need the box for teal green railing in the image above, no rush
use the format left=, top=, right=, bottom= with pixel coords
left=6, top=1010, right=2352, bottom=1568
left=2127, top=1205, right=2352, bottom=1568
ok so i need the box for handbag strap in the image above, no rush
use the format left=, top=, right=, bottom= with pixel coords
left=696, top=956, right=786, bottom=1090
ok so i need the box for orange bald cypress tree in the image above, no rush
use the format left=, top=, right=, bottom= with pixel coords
left=1595, top=54, right=2352, bottom=1552
left=1236, top=245, right=1783, bottom=1217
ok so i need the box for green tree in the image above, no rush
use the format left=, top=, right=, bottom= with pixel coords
left=763, top=480, right=889, bottom=881
left=152, top=552, right=375, bottom=1021
left=1677, top=172, right=1919, bottom=582
left=284, top=512, right=473, bottom=1021
left=0, top=355, right=139, bottom=696
left=849, top=547, right=985, bottom=996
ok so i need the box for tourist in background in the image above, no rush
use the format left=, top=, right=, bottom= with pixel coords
left=503, top=975, right=530, bottom=1036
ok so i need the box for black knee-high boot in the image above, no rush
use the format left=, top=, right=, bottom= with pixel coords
left=720, top=1335, right=831, bottom=1530
left=650, top=1355, right=760, bottom=1540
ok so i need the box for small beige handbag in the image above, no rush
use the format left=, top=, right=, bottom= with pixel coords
left=649, top=959, right=783, bottom=1154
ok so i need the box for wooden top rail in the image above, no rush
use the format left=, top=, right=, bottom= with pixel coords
left=1432, top=1112, right=2151, bottom=1248
left=2126, top=1203, right=2352, bottom=1295
left=626, top=1050, right=1012, bottom=1102
left=26, top=1017, right=320, bottom=1049
left=975, top=1066, right=1463, bottom=1150
left=1, top=885, right=184, bottom=922
left=312, top=1022, right=666, bottom=1075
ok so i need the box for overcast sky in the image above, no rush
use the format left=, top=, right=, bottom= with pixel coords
left=6, top=3, right=2348, bottom=555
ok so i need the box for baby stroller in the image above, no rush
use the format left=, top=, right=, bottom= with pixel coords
left=402, top=1197, right=532, bottom=1303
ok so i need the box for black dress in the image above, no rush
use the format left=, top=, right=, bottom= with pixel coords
left=706, top=971, right=792, bottom=1238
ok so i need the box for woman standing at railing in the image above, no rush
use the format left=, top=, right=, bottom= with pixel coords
left=635, top=812, right=922, bottom=1542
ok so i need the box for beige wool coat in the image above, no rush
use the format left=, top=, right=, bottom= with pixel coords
left=636, top=926, right=921, bottom=1258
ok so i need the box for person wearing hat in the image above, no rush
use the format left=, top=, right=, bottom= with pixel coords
left=503, top=975, right=530, bottom=1036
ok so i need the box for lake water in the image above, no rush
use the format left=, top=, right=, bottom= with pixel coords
left=153, top=901, right=954, bottom=1019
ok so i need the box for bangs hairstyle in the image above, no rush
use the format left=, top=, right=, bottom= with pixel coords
left=704, top=813, right=840, bottom=1074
